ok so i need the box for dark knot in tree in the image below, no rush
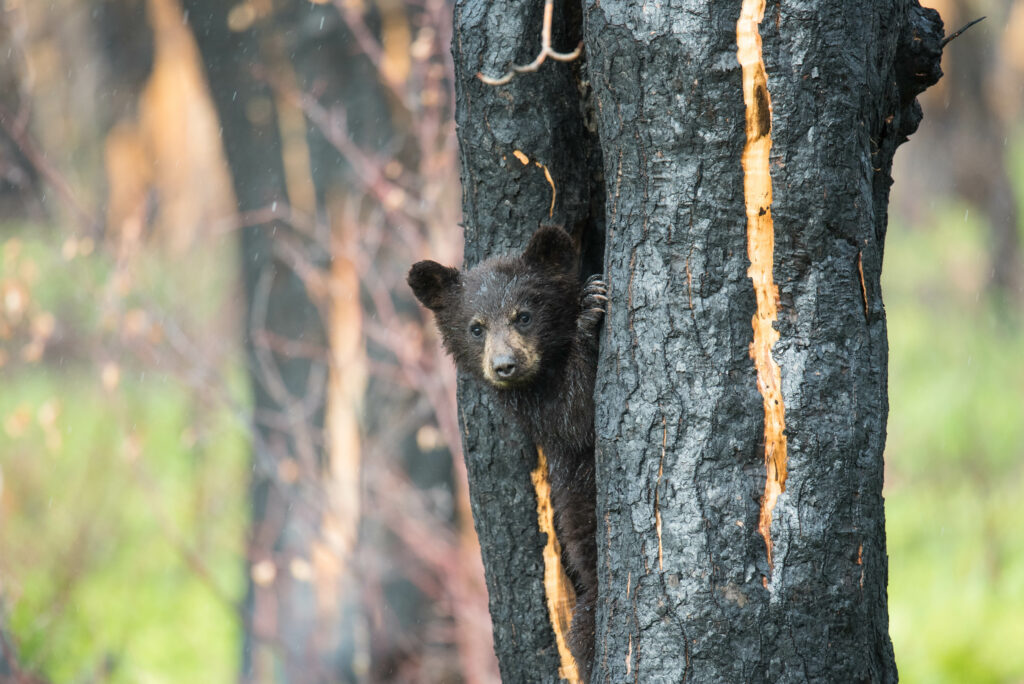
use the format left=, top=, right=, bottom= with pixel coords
left=894, top=4, right=945, bottom=109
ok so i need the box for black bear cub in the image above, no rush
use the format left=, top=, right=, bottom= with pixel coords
left=408, top=225, right=605, bottom=681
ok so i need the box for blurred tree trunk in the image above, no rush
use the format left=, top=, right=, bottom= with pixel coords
left=0, top=15, right=44, bottom=223
left=183, top=4, right=345, bottom=681
left=946, top=15, right=1021, bottom=301
left=186, top=1, right=486, bottom=681
left=453, top=0, right=946, bottom=681
left=901, top=0, right=1021, bottom=304
left=270, top=2, right=464, bottom=680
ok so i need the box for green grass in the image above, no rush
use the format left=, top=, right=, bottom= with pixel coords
left=1, top=370, right=248, bottom=682
left=0, top=228, right=248, bottom=683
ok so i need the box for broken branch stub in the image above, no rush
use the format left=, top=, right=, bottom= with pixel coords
left=477, top=0, right=582, bottom=86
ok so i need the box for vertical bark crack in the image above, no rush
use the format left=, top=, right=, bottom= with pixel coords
left=737, top=0, right=787, bottom=569
left=655, top=416, right=666, bottom=572
left=857, top=251, right=869, bottom=321
left=531, top=447, right=581, bottom=682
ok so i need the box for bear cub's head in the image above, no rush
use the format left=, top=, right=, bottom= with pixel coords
left=408, top=225, right=579, bottom=390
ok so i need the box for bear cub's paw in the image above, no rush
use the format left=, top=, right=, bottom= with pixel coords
left=578, top=274, right=607, bottom=336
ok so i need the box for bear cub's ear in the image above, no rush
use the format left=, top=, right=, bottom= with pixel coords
left=408, top=261, right=460, bottom=311
left=522, top=225, right=576, bottom=275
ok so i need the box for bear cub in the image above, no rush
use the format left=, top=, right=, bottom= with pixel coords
left=408, top=224, right=605, bottom=681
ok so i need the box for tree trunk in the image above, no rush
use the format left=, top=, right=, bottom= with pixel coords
left=183, top=5, right=341, bottom=681
left=453, top=0, right=945, bottom=681
left=188, top=1, right=491, bottom=680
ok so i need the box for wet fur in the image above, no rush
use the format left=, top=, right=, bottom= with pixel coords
left=408, top=226, right=604, bottom=681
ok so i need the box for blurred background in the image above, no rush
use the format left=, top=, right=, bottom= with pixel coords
left=0, top=0, right=1020, bottom=682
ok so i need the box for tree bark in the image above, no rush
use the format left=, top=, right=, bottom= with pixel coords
left=454, top=0, right=945, bottom=681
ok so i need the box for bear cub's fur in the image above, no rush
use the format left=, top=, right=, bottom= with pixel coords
left=408, top=225, right=605, bottom=681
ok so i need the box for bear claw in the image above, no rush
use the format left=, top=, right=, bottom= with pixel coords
left=579, top=275, right=607, bottom=334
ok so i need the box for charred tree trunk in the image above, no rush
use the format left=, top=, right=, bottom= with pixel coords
left=454, top=0, right=946, bottom=681
left=588, top=0, right=944, bottom=679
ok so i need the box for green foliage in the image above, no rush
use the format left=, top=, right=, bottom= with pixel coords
left=885, top=195, right=1024, bottom=682
left=1, top=371, right=248, bottom=682
left=0, top=229, right=248, bottom=683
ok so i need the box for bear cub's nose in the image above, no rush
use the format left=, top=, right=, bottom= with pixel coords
left=492, top=355, right=517, bottom=379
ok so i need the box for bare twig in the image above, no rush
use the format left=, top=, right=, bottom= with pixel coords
left=478, top=0, right=582, bottom=86
left=210, top=203, right=321, bottom=238
left=941, top=16, right=985, bottom=48
left=329, top=0, right=417, bottom=112
left=0, top=105, right=100, bottom=234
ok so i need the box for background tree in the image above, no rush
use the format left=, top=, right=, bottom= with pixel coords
left=1, top=0, right=494, bottom=681
left=453, top=0, right=949, bottom=680
left=896, top=0, right=1023, bottom=306
left=184, top=0, right=494, bottom=680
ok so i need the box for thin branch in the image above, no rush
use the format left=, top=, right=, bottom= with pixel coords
left=477, top=0, right=582, bottom=86
left=941, top=16, right=985, bottom=48
left=329, top=0, right=417, bottom=112
left=0, top=105, right=99, bottom=234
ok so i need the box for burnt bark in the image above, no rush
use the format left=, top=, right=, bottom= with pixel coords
left=454, top=0, right=945, bottom=681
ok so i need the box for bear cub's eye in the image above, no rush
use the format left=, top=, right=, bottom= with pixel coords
left=515, top=311, right=532, bottom=326
left=469, top=322, right=485, bottom=338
